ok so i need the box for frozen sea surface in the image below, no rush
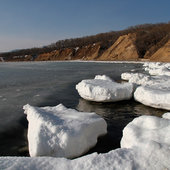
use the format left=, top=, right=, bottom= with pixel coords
left=0, top=61, right=164, bottom=156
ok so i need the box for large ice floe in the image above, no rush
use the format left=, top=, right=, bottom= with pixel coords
left=134, top=86, right=170, bottom=110
left=23, top=104, right=107, bottom=158
left=1, top=112, right=170, bottom=170
left=76, top=75, right=133, bottom=102
left=120, top=112, right=170, bottom=169
left=121, top=62, right=170, bottom=110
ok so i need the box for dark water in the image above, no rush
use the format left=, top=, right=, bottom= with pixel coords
left=0, top=61, right=165, bottom=156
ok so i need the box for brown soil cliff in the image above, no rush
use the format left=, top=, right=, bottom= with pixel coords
left=1, top=23, right=170, bottom=62
left=35, top=34, right=141, bottom=61
left=35, top=43, right=101, bottom=61
left=98, top=33, right=139, bottom=61
left=35, top=48, right=73, bottom=61
left=72, top=43, right=101, bottom=60
left=149, top=39, right=170, bottom=62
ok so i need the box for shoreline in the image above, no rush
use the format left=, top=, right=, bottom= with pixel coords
left=0, top=60, right=155, bottom=64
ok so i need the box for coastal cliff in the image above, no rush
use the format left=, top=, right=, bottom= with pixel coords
left=34, top=33, right=170, bottom=62
left=97, top=33, right=139, bottom=61
left=1, top=23, right=170, bottom=62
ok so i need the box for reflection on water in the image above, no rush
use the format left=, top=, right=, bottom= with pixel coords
left=77, top=98, right=164, bottom=119
left=77, top=98, right=165, bottom=154
left=133, top=104, right=165, bottom=116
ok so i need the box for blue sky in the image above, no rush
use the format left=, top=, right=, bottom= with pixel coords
left=0, top=0, right=170, bottom=52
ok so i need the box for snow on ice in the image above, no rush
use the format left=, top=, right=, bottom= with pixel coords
left=0, top=149, right=152, bottom=170
left=144, top=62, right=170, bottom=76
left=134, top=86, right=170, bottom=110
left=162, top=112, right=170, bottom=119
left=121, top=62, right=170, bottom=110
left=1, top=62, right=170, bottom=169
left=23, top=104, right=107, bottom=158
left=76, top=75, right=133, bottom=102
left=121, top=112, right=170, bottom=169
left=1, top=112, right=170, bottom=170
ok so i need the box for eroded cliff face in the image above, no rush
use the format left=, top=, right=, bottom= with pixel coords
left=97, top=33, right=139, bottom=61
left=2, top=33, right=170, bottom=62
left=72, top=43, right=101, bottom=60
left=35, top=48, right=73, bottom=61
left=35, top=34, right=140, bottom=61
left=148, top=39, right=170, bottom=62
left=35, top=43, right=101, bottom=61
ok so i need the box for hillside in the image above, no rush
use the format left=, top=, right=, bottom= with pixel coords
left=97, top=33, right=138, bottom=61
left=0, top=22, right=170, bottom=62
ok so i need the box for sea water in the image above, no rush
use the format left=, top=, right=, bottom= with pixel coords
left=0, top=61, right=164, bottom=156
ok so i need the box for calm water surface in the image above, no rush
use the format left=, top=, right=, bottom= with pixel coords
left=0, top=61, right=165, bottom=156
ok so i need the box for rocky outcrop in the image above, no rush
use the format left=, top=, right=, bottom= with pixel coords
left=98, top=33, right=139, bottom=61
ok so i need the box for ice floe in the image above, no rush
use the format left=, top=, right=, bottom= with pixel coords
left=1, top=113, right=170, bottom=170
left=144, top=62, right=170, bottom=76
left=23, top=104, right=107, bottom=158
left=121, top=72, right=151, bottom=86
left=121, top=112, right=170, bottom=169
left=121, top=72, right=170, bottom=87
left=162, top=112, right=170, bottom=119
left=76, top=75, right=133, bottom=102
left=121, top=62, right=170, bottom=110
left=134, top=86, right=170, bottom=110
left=0, top=148, right=156, bottom=170
left=121, top=113, right=170, bottom=148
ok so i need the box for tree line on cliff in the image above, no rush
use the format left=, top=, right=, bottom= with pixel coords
left=1, top=22, right=170, bottom=60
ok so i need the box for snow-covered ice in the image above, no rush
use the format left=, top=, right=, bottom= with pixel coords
left=0, top=148, right=159, bottom=170
left=121, top=72, right=170, bottom=87
left=144, top=62, right=170, bottom=76
left=121, top=113, right=170, bottom=148
left=121, top=72, right=151, bottom=86
left=1, top=113, right=170, bottom=170
left=134, top=86, right=170, bottom=110
left=1, top=62, right=170, bottom=169
left=23, top=104, right=107, bottom=158
left=162, top=112, right=170, bottom=119
left=76, top=75, right=133, bottom=102
left=121, top=62, right=170, bottom=110
left=120, top=112, right=170, bottom=169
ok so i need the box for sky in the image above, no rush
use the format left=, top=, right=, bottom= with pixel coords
left=0, top=0, right=170, bottom=52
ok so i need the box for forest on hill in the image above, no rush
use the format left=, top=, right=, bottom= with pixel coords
left=0, top=22, right=170, bottom=61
